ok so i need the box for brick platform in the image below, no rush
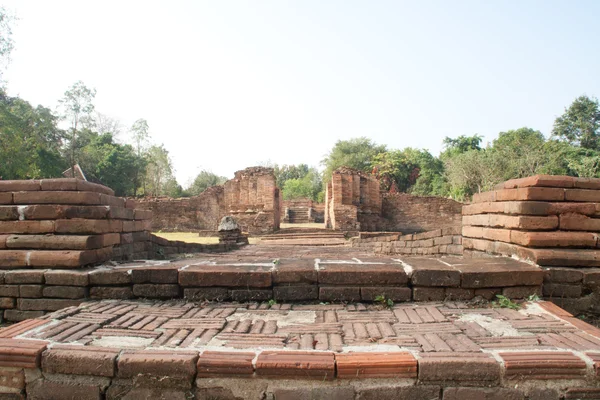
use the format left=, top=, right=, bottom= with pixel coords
left=0, top=249, right=545, bottom=321
left=2, top=300, right=600, bottom=398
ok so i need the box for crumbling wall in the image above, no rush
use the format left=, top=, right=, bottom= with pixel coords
left=223, top=167, right=280, bottom=234
left=461, top=175, right=600, bottom=315
left=382, top=193, right=463, bottom=233
left=325, top=167, right=384, bottom=231
left=136, top=186, right=224, bottom=232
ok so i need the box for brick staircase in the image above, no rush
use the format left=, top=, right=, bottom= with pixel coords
left=287, top=207, right=311, bottom=223
left=259, top=228, right=347, bottom=246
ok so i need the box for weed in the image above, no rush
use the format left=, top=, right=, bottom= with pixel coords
left=272, top=259, right=280, bottom=265
left=527, top=294, right=540, bottom=302
left=267, top=299, right=277, bottom=306
left=374, top=295, right=394, bottom=308
left=493, top=295, right=521, bottom=310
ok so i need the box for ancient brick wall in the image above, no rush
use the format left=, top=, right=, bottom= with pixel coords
left=135, top=185, right=224, bottom=232
left=325, top=167, right=384, bottom=231
left=352, top=227, right=463, bottom=256
left=382, top=193, right=463, bottom=233
left=461, top=175, right=600, bottom=314
left=224, top=167, right=280, bottom=234
left=138, top=167, right=280, bottom=235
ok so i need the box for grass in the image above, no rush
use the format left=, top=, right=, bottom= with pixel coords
left=153, top=232, right=260, bottom=245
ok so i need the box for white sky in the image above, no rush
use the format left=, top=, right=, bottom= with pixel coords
left=2, top=1, right=600, bottom=187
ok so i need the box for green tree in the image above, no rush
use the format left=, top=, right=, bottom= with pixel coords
left=274, top=164, right=310, bottom=188
left=441, top=134, right=482, bottom=158
left=0, top=89, right=66, bottom=179
left=372, top=148, right=446, bottom=195
left=144, top=145, right=178, bottom=196
left=129, top=118, right=150, bottom=196
left=58, top=81, right=96, bottom=175
left=552, top=95, right=600, bottom=150
left=78, top=132, right=139, bottom=196
left=282, top=168, right=323, bottom=201
left=186, top=170, right=227, bottom=196
left=321, top=137, right=386, bottom=181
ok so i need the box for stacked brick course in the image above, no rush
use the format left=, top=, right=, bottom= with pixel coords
left=324, top=167, right=384, bottom=231
left=351, top=227, right=463, bottom=256
left=462, top=175, right=600, bottom=313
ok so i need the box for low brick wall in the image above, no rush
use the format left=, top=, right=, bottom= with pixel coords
left=351, top=227, right=463, bottom=256
left=382, top=193, right=463, bottom=233
left=462, top=175, right=600, bottom=314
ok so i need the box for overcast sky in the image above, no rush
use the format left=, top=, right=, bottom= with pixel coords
left=2, top=1, right=600, bottom=186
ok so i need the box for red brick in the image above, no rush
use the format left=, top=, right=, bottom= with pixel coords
left=231, top=289, right=272, bottom=302
left=0, top=235, right=7, bottom=249
left=409, top=262, right=460, bottom=287
left=42, top=345, right=120, bottom=377
left=500, top=351, right=586, bottom=379
left=565, top=388, right=600, bottom=399
left=134, top=209, right=153, bottom=220
left=178, top=265, right=272, bottom=287
left=0, top=180, right=40, bottom=192
left=544, top=267, right=583, bottom=283
left=26, top=378, right=105, bottom=400
left=197, top=351, right=255, bottom=377
left=54, top=219, right=122, bottom=234
left=528, top=248, right=600, bottom=267
left=356, top=386, right=442, bottom=400
left=542, top=283, right=581, bottom=298
left=0, top=221, right=54, bottom=234
left=19, top=285, right=43, bottom=298
left=5, top=234, right=116, bottom=250
left=500, top=175, right=575, bottom=189
left=117, top=350, right=198, bottom=380
left=462, top=214, right=558, bottom=230
left=548, top=202, right=598, bottom=215
left=89, top=286, right=133, bottom=299
left=462, top=226, right=511, bottom=242
left=99, top=194, right=125, bottom=208
left=13, top=191, right=102, bottom=205
left=42, top=285, right=87, bottom=299
left=0, top=286, right=18, bottom=298
left=559, top=213, right=600, bottom=231
left=574, top=177, right=600, bottom=190
left=319, top=286, right=360, bottom=302
left=126, top=199, right=137, bottom=209
left=412, top=287, right=445, bottom=301
left=272, top=260, right=317, bottom=284
left=443, top=387, right=524, bottom=400
left=133, top=284, right=180, bottom=298
left=183, top=287, right=229, bottom=301
left=44, top=270, right=90, bottom=286
left=472, top=191, right=496, bottom=203
left=318, top=264, right=408, bottom=285
left=131, top=267, right=179, bottom=284
left=510, top=231, right=598, bottom=248
left=5, top=270, right=45, bottom=284
left=336, top=352, right=416, bottom=378
left=0, top=206, right=18, bottom=221
left=459, top=259, right=544, bottom=288
left=273, top=285, right=318, bottom=301
left=495, top=187, right=565, bottom=202
left=0, top=297, right=15, bottom=308
left=0, top=192, right=12, bottom=205
left=107, top=207, right=134, bottom=220
left=418, top=352, right=500, bottom=383
left=17, top=298, right=83, bottom=311
left=445, top=287, right=474, bottom=300
left=256, top=351, right=334, bottom=379
left=76, top=180, right=114, bottom=195
left=89, top=269, right=131, bottom=285
left=28, top=250, right=101, bottom=268
left=0, top=338, right=47, bottom=368
left=565, top=189, right=600, bottom=202
left=40, top=178, right=79, bottom=191
left=22, top=205, right=110, bottom=220
left=0, top=251, right=28, bottom=268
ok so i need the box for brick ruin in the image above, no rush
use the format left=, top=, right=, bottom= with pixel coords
left=2, top=174, right=600, bottom=398
left=138, top=166, right=280, bottom=235
left=281, top=199, right=324, bottom=223
left=324, top=167, right=383, bottom=231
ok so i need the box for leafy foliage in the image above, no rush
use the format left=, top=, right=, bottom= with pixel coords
left=185, top=170, right=227, bottom=196
left=552, top=95, right=600, bottom=150
left=321, top=137, right=386, bottom=181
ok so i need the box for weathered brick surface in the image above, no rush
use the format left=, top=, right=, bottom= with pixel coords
left=42, top=345, right=120, bottom=377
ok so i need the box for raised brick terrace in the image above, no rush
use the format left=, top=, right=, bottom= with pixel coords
left=2, top=299, right=600, bottom=398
